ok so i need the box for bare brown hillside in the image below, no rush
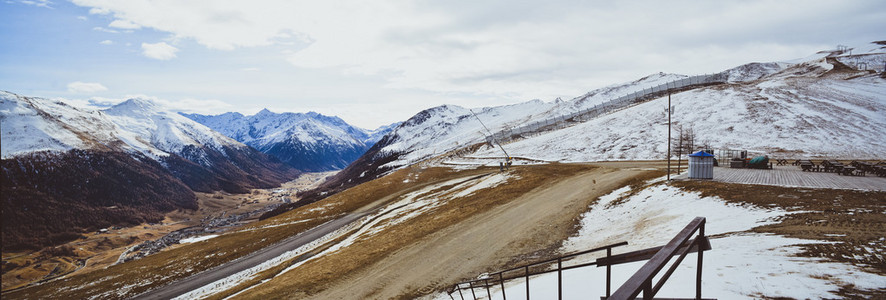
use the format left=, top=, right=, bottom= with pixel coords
left=231, top=164, right=662, bottom=299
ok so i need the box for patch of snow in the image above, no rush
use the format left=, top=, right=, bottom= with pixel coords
left=271, top=172, right=516, bottom=287
left=172, top=219, right=355, bottom=300
left=179, top=235, right=220, bottom=244
left=449, top=173, right=513, bottom=198
left=430, top=183, right=884, bottom=299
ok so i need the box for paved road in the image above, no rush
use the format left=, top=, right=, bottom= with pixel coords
left=132, top=211, right=371, bottom=300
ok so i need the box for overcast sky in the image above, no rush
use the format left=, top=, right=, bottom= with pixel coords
left=2, top=0, right=884, bottom=128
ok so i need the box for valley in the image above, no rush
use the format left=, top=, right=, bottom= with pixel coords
left=2, top=41, right=885, bottom=299
left=0, top=171, right=335, bottom=293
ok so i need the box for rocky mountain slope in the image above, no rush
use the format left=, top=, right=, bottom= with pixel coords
left=299, top=43, right=886, bottom=204
left=183, top=110, right=399, bottom=171
left=0, top=94, right=298, bottom=250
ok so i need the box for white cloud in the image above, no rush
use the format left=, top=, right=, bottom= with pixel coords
left=86, top=95, right=232, bottom=114
left=88, top=6, right=109, bottom=14
left=92, top=26, right=119, bottom=33
left=18, top=0, right=51, bottom=8
left=161, top=97, right=234, bottom=114
left=77, top=15, right=88, bottom=21
left=68, top=0, right=886, bottom=117
left=67, top=81, right=108, bottom=93
left=141, top=42, right=179, bottom=60
left=108, top=19, right=141, bottom=30
left=54, top=95, right=233, bottom=116
left=99, top=39, right=113, bottom=45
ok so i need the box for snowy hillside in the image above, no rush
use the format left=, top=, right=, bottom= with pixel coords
left=184, top=110, right=399, bottom=171
left=472, top=58, right=886, bottom=161
left=1, top=92, right=299, bottom=250
left=0, top=92, right=297, bottom=192
left=1, top=92, right=111, bottom=157
left=1, top=93, right=245, bottom=160
left=324, top=42, right=885, bottom=188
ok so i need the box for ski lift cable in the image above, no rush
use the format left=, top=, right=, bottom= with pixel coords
left=469, top=109, right=510, bottom=160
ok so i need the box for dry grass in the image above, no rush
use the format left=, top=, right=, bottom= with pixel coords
left=3, top=217, right=335, bottom=299
left=232, top=164, right=598, bottom=299
left=0, top=185, right=291, bottom=294
left=1, top=166, right=488, bottom=299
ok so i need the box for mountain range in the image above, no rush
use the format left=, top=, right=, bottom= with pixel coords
left=3, top=42, right=884, bottom=249
left=1, top=94, right=298, bottom=250
left=182, top=110, right=399, bottom=171
left=291, top=42, right=886, bottom=210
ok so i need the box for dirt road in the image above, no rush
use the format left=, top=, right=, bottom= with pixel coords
left=132, top=210, right=372, bottom=300
left=305, top=166, right=652, bottom=299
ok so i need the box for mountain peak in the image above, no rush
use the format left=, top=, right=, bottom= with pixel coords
left=116, top=98, right=159, bottom=110
left=104, top=98, right=164, bottom=117
left=255, top=108, right=274, bottom=117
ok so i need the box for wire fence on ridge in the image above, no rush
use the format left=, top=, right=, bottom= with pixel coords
left=485, top=73, right=728, bottom=147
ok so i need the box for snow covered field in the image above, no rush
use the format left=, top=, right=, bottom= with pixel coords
left=363, top=47, right=886, bottom=177
left=469, top=70, right=886, bottom=162
left=430, top=180, right=885, bottom=299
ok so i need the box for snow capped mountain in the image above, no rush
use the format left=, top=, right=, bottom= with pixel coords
left=1, top=93, right=299, bottom=249
left=474, top=62, right=886, bottom=162
left=2, top=92, right=116, bottom=157
left=363, top=121, right=402, bottom=146
left=0, top=94, right=244, bottom=160
left=184, top=110, right=399, bottom=171
left=312, top=42, right=885, bottom=197
left=3, top=93, right=297, bottom=190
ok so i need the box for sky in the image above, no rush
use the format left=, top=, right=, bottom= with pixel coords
left=1, top=0, right=884, bottom=128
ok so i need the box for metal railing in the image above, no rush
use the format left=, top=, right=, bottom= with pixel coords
left=446, top=217, right=711, bottom=300
left=447, top=241, right=628, bottom=300
left=485, top=73, right=728, bottom=146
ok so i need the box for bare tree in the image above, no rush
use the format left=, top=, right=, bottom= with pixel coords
left=682, top=126, right=696, bottom=154
left=672, top=125, right=684, bottom=173
left=671, top=125, right=699, bottom=174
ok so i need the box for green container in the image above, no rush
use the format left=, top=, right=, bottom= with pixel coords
left=747, top=156, right=769, bottom=169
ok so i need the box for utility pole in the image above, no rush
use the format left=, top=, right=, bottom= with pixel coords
left=667, top=91, right=671, bottom=180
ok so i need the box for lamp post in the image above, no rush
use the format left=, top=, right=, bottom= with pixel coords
left=667, top=91, right=672, bottom=180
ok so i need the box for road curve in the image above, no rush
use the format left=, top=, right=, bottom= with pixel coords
left=132, top=211, right=370, bottom=300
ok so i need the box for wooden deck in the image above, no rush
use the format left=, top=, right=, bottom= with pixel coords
left=677, top=165, right=886, bottom=191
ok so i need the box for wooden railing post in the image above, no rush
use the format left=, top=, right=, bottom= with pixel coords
left=696, top=222, right=705, bottom=300
left=642, top=279, right=652, bottom=300
left=610, top=217, right=706, bottom=300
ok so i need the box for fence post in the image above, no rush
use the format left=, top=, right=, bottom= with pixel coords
left=606, top=247, right=612, bottom=298
left=500, top=272, right=507, bottom=300
left=458, top=284, right=465, bottom=300
left=485, top=278, right=491, bottom=300
left=469, top=281, right=477, bottom=300
left=525, top=265, right=530, bottom=300
left=558, top=257, right=563, bottom=300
